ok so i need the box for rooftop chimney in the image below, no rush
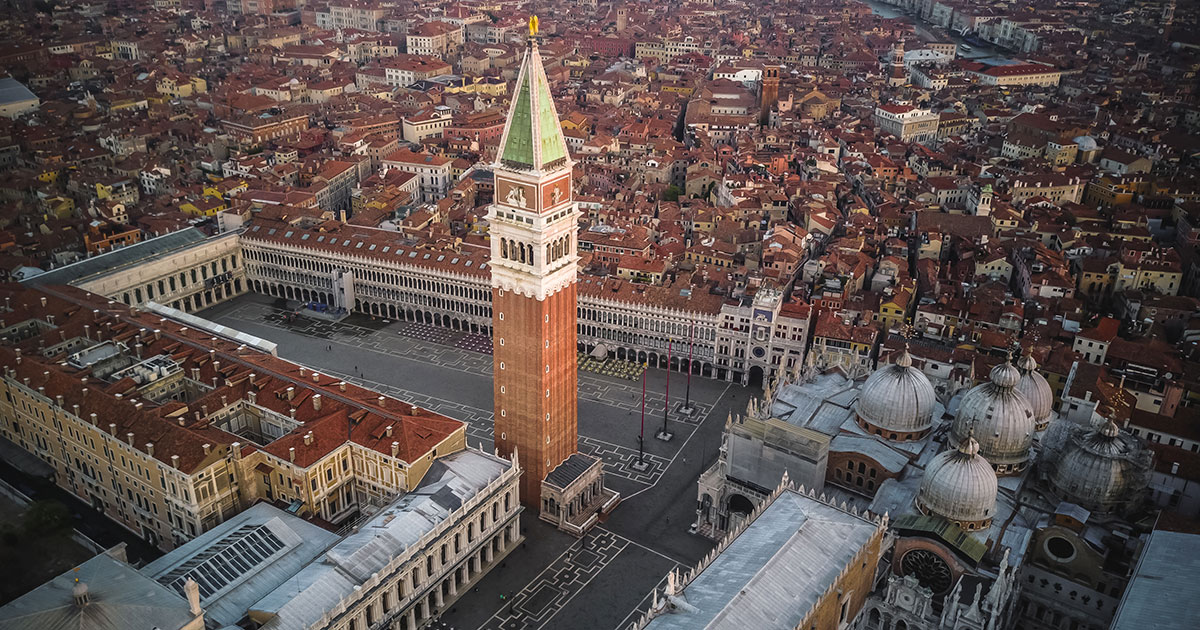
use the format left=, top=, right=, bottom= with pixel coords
left=146, top=443, right=154, bottom=457
left=171, top=454, right=180, bottom=468
left=391, top=441, right=399, bottom=458
left=304, top=432, right=313, bottom=446
left=312, top=372, right=320, bottom=383
left=299, top=367, right=306, bottom=378
left=202, top=443, right=211, bottom=455
left=378, top=396, right=386, bottom=408
left=385, top=425, right=393, bottom=438
left=338, top=381, right=346, bottom=392
left=108, top=423, right=116, bottom=436
left=286, top=386, right=295, bottom=401
left=312, top=394, right=322, bottom=411
left=289, top=447, right=296, bottom=463
left=231, top=442, right=241, bottom=460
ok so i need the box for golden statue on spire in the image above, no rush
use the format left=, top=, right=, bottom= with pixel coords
left=529, top=15, right=539, bottom=37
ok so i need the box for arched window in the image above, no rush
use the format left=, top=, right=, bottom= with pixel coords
left=501, top=238, right=508, bottom=259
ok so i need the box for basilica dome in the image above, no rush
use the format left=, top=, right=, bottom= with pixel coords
left=855, top=347, right=937, bottom=441
left=1049, top=419, right=1151, bottom=514
left=917, top=435, right=998, bottom=531
left=950, top=360, right=1036, bottom=475
left=1016, top=353, right=1054, bottom=430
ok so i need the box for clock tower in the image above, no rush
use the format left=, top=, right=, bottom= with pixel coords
left=488, top=18, right=581, bottom=505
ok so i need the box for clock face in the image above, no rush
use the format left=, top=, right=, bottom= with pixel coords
left=900, top=549, right=952, bottom=594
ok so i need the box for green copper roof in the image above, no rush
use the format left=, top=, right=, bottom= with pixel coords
left=501, top=70, right=534, bottom=166
left=499, top=44, right=568, bottom=171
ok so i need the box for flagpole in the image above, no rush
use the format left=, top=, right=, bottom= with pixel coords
left=638, top=364, right=646, bottom=465
left=684, top=320, right=694, bottom=413
left=662, top=338, right=672, bottom=437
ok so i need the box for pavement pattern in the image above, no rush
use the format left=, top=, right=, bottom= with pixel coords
left=201, top=294, right=759, bottom=630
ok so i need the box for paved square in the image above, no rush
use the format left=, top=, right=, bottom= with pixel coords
left=201, top=294, right=760, bottom=630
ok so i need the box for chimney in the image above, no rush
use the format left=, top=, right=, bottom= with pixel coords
left=231, top=442, right=241, bottom=460
left=286, top=386, right=295, bottom=401
left=213, top=360, right=220, bottom=374
left=312, top=372, right=320, bottom=383
left=338, top=381, right=346, bottom=392
left=146, top=443, right=154, bottom=457
left=202, top=443, right=211, bottom=455
left=171, top=454, right=180, bottom=469
left=135, top=343, right=142, bottom=359
left=248, top=391, right=257, bottom=404
left=108, top=423, right=116, bottom=436
left=385, top=424, right=393, bottom=438
left=153, top=329, right=161, bottom=341
left=55, top=395, right=63, bottom=408
left=289, top=447, right=296, bottom=463
left=391, top=441, right=399, bottom=457
left=191, top=368, right=200, bottom=380
left=312, top=394, right=322, bottom=411
left=126, top=432, right=135, bottom=446
left=378, top=396, right=386, bottom=408
left=184, top=578, right=202, bottom=616
left=299, top=367, right=306, bottom=378
left=249, top=373, right=256, bottom=386
left=304, top=432, right=313, bottom=446
left=89, top=413, right=97, bottom=426
left=73, top=404, right=79, bottom=417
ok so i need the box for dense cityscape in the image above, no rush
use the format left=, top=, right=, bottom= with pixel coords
left=0, top=0, right=1197, bottom=629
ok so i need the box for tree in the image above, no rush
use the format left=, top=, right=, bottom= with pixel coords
left=23, top=500, right=71, bottom=537
left=662, top=185, right=682, bottom=202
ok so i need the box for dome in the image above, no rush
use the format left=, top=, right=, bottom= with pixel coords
left=1073, top=135, right=1098, bottom=152
left=1016, top=353, right=1053, bottom=430
left=917, top=436, right=998, bottom=530
left=950, top=359, right=1036, bottom=474
left=1049, top=419, right=1150, bottom=514
left=855, top=347, right=937, bottom=440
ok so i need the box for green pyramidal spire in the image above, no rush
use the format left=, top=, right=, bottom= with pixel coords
left=498, top=35, right=569, bottom=172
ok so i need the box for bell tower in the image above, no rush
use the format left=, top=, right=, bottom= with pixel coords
left=489, top=16, right=581, bottom=505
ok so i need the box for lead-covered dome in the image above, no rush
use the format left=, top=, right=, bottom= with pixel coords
left=917, top=435, right=998, bottom=531
left=855, top=347, right=937, bottom=441
left=950, top=360, right=1036, bottom=475
left=1049, top=419, right=1151, bottom=514
left=1016, top=353, right=1053, bottom=430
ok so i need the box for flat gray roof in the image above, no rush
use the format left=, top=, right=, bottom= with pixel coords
left=22, top=228, right=212, bottom=287
left=645, top=488, right=879, bottom=630
left=0, top=551, right=195, bottom=630
left=0, top=77, right=37, bottom=105
left=1111, top=528, right=1200, bottom=630
left=140, top=502, right=339, bottom=629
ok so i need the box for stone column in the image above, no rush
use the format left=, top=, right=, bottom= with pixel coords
left=484, top=539, right=495, bottom=563
left=449, top=573, right=458, bottom=597
left=434, top=585, right=444, bottom=609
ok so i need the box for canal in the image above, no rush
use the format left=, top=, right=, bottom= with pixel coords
left=858, top=0, right=1015, bottom=62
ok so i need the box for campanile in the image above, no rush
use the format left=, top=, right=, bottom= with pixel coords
left=488, top=17, right=580, bottom=505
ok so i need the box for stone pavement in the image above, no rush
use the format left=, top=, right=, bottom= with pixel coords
left=200, top=294, right=758, bottom=630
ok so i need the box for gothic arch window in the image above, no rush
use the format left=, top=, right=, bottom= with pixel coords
left=501, top=238, right=508, bottom=259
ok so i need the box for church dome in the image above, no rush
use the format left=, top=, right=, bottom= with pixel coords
left=855, top=347, right=937, bottom=440
left=917, top=435, right=998, bottom=531
left=1049, top=419, right=1150, bottom=514
left=950, top=360, right=1036, bottom=474
left=1016, top=353, right=1054, bottom=430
